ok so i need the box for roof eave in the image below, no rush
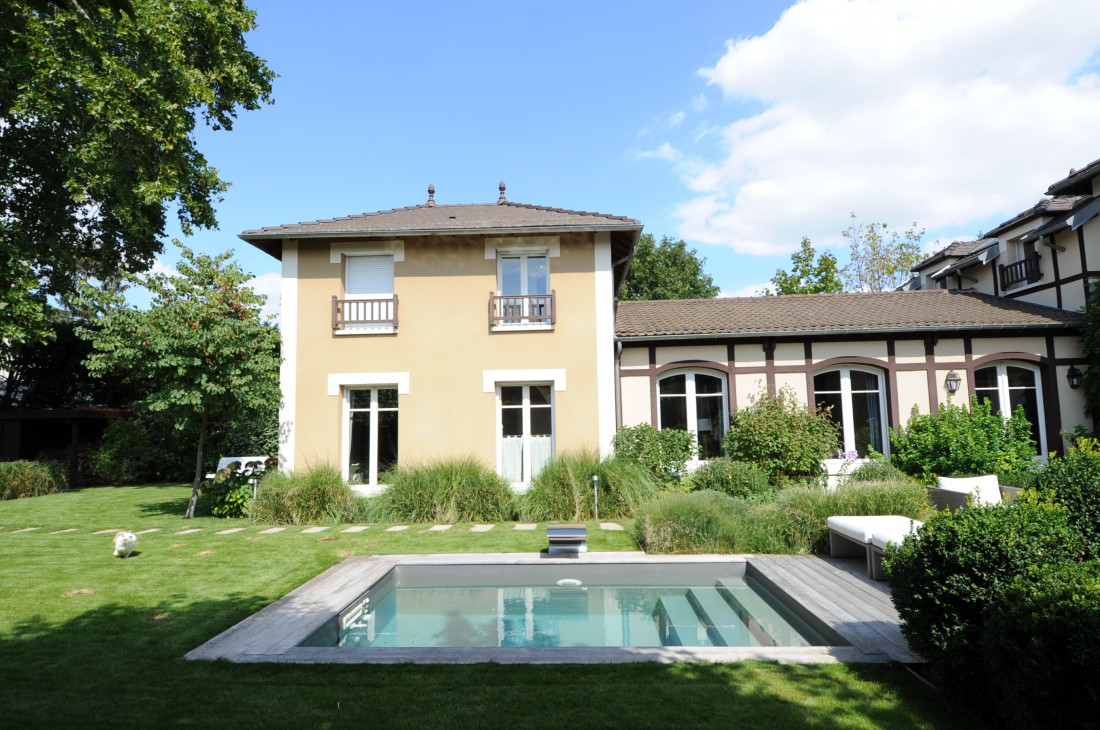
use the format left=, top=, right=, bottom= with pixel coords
left=239, top=222, right=644, bottom=242
left=615, top=321, right=1082, bottom=342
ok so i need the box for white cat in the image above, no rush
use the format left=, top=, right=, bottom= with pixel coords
left=113, top=531, right=137, bottom=558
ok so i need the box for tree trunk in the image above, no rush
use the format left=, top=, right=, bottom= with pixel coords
left=184, top=408, right=208, bottom=518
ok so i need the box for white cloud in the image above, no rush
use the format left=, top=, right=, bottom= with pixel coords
left=248, top=272, right=282, bottom=325
left=667, top=0, right=1100, bottom=257
left=721, top=282, right=772, bottom=298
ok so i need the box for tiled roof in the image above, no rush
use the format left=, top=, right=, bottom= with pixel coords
left=615, top=290, right=1085, bottom=339
left=912, top=238, right=986, bottom=271
left=1047, top=157, right=1100, bottom=196
left=984, top=194, right=1090, bottom=238
left=240, top=200, right=641, bottom=239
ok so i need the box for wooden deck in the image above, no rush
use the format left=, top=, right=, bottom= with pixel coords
left=186, top=552, right=920, bottom=665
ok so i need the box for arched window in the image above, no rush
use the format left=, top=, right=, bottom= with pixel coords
left=973, top=362, right=1046, bottom=456
left=658, top=370, right=727, bottom=459
left=814, top=366, right=888, bottom=457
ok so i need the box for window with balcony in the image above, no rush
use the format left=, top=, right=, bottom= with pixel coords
left=333, top=254, right=397, bottom=333
left=490, top=252, right=555, bottom=329
left=998, top=241, right=1041, bottom=289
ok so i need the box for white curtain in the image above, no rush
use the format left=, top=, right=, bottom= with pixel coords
left=530, top=436, right=553, bottom=479
left=502, top=436, right=524, bottom=482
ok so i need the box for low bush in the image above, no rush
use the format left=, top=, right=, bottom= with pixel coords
left=996, top=468, right=1038, bottom=490
left=519, top=451, right=661, bottom=522
left=89, top=418, right=163, bottom=484
left=201, top=460, right=266, bottom=519
left=0, top=460, right=66, bottom=500
left=252, top=464, right=367, bottom=525
left=723, top=387, right=838, bottom=485
left=982, top=560, right=1100, bottom=729
left=885, top=495, right=1084, bottom=710
left=890, top=396, right=1035, bottom=482
left=846, top=459, right=913, bottom=484
left=633, top=490, right=741, bottom=554
left=778, top=480, right=932, bottom=554
left=375, top=457, right=516, bottom=523
left=612, top=424, right=695, bottom=485
left=687, top=458, right=771, bottom=499
left=1036, top=437, right=1100, bottom=558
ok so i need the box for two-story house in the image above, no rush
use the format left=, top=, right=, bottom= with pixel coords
left=241, top=184, right=641, bottom=490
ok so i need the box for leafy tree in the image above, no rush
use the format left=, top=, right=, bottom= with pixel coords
left=1081, top=279, right=1100, bottom=428
left=79, top=244, right=280, bottom=517
left=766, top=237, right=843, bottom=295
left=618, top=234, right=720, bottom=300
left=0, top=0, right=274, bottom=356
left=842, top=214, right=925, bottom=292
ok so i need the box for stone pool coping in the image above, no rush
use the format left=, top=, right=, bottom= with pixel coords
left=185, top=551, right=919, bottom=665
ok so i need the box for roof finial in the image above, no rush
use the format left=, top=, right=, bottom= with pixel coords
left=497, top=180, right=507, bottom=204
left=426, top=183, right=436, bottom=207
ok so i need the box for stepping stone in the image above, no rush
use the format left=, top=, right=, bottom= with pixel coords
left=513, top=523, right=537, bottom=531
left=215, top=528, right=245, bottom=535
left=599, top=523, right=624, bottom=531
left=428, top=525, right=451, bottom=532
left=135, top=528, right=161, bottom=535
left=342, top=525, right=370, bottom=533
left=175, top=528, right=203, bottom=535
left=11, top=527, right=40, bottom=533
left=51, top=528, right=79, bottom=534
left=92, top=529, right=120, bottom=535
left=470, top=524, right=495, bottom=532
left=385, top=525, right=409, bottom=532
left=301, top=526, right=329, bottom=534
left=258, top=527, right=286, bottom=534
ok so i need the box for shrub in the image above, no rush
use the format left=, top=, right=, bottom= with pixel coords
left=723, top=387, right=838, bottom=485
left=519, top=451, right=661, bottom=522
left=885, top=496, right=1084, bottom=709
left=996, top=468, right=1038, bottom=490
left=612, top=424, right=695, bottom=485
left=889, top=396, right=1035, bottom=482
left=201, top=460, right=265, bottom=519
left=376, top=457, right=517, bottom=525
left=633, top=490, right=741, bottom=554
left=845, top=458, right=913, bottom=484
left=1036, top=437, right=1100, bottom=558
left=89, top=418, right=164, bottom=484
left=687, top=458, right=771, bottom=499
left=374, top=457, right=516, bottom=523
left=778, top=480, right=932, bottom=554
left=252, top=464, right=367, bottom=525
left=982, top=560, right=1100, bottom=729
left=0, top=460, right=67, bottom=500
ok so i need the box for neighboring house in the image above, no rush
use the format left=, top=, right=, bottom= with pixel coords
left=616, top=158, right=1099, bottom=472
left=241, top=184, right=641, bottom=489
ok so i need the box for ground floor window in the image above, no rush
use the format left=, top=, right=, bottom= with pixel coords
left=346, top=387, right=398, bottom=485
left=814, top=366, right=888, bottom=458
left=658, top=370, right=727, bottom=460
left=499, top=384, right=554, bottom=483
left=973, top=362, right=1046, bottom=456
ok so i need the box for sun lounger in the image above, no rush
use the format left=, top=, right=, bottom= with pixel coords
left=827, top=515, right=923, bottom=580
left=932, top=475, right=1001, bottom=512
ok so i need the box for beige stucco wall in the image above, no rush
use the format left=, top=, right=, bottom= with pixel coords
left=620, top=346, right=649, bottom=369
left=291, top=232, right=607, bottom=474
left=896, top=369, right=931, bottom=417
left=812, top=341, right=886, bottom=361
left=972, top=337, right=1045, bottom=359
left=619, top=375, right=651, bottom=427
left=655, top=344, right=726, bottom=367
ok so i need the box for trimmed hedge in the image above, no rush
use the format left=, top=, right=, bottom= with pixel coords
left=982, top=560, right=1100, bottom=729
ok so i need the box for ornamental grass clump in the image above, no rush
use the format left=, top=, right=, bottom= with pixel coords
left=686, top=458, right=771, bottom=499
left=519, top=451, right=660, bottom=522
left=633, top=490, right=789, bottom=554
left=0, top=460, right=66, bottom=500
left=252, top=464, right=366, bottom=524
left=375, top=457, right=516, bottom=523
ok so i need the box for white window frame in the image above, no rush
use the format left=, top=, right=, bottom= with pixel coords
left=973, top=361, right=1047, bottom=457
left=814, top=366, right=890, bottom=458
left=339, top=253, right=396, bottom=335
left=342, top=386, right=399, bottom=487
left=485, top=237, right=559, bottom=332
left=656, top=369, right=729, bottom=464
left=495, top=383, right=555, bottom=486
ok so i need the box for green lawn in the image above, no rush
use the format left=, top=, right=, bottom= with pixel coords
left=0, top=485, right=978, bottom=729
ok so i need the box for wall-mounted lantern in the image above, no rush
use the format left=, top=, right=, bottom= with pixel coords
left=1067, top=365, right=1084, bottom=390
left=944, top=370, right=962, bottom=395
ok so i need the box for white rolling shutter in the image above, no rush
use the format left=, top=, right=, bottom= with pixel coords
left=346, top=255, right=393, bottom=296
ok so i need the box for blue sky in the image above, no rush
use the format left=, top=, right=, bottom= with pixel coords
left=162, top=0, right=1100, bottom=316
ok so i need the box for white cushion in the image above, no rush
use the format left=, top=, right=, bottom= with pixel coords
left=870, top=519, right=922, bottom=549
left=937, top=475, right=1001, bottom=506
left=827, top=515, right=916, bottom=543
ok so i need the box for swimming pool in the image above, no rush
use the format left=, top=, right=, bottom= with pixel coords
left=186, top=552, right=915, bottom=664
left=300, top=562, right=835, bottom=649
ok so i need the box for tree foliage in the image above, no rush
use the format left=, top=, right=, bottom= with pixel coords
left=841, top=214, right=925, bottom=292
left=79, top=244, right=280, bottom=517
left=618, top=234, right=720, bottom=301
left=1081, top=278, right=1100, bottom=426
left=766, top=237, right=843, bottom=295
left=0, top=0, right=274, bottom=356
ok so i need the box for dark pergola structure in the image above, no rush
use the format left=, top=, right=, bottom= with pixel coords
left=0, top=408, right=130, bottom=487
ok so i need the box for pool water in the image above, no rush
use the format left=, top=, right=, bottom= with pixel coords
left=300, top=564, right=834, bottom=649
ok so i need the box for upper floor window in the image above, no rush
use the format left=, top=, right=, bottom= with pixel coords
left=490, top=252, right=555, bottom=328
left=814, top=366, right=888, bottom=458
left=658, top=370, right=727, bottom=460
left=334, top=254, right=397, bottom=333
left=973, top=362, right=1046, bottom=456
